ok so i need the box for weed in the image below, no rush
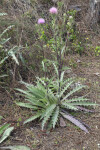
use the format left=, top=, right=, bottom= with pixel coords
left=94, top=46, right=100, bottom=56
left=16, top=3, right=97, bottom=133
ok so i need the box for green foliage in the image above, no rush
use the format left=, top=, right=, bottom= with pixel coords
left=0, top=12, right=24, bottom=83
left=0, top=116, right=14, bottom=144
left=16, top=63, right=96, bottom=132
left=0, top=24, right=21, bottom=65
left=94, top=46, right=100, bottom=56
left=0, top=13, right=7, bottom=17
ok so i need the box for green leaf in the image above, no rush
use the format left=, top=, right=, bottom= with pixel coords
left=0, top=75, right=8, bottom=78
left=19, top=53, right=25, bottom=65
left=61, top=46, right=65, bottom=55
left=16, top=88, right=39, bottom=104
left=62, top=102, right=78, bottom=110
left=62, top=85, right=86, bottom=101
left=52, top=106, right=59, bottom=128
left=0, top=25, right=14, bottom=38
left=60, top=80, right=74, bottom=98
left=27, top=87, right=45, bottom=99
left=61, top=77, right=74, bottom=87
left=63, top=97, right=89, bottom=103
left=0, top=38, right=11, bottom=45
left=52, top=62, right=58, bottom=77
left=36, top=77, right=46, bottom=86
left=45, top=104, right=56, bottom=117
left=24, top=114, right=41, bottom=124
left=0, top=124, right=10, bottom=135
left=0, top=145, right=30, bottom=150
left=42, top=104, right=56, bottom=130
left=16, top=102, right=38, bottom=109
left=0, top=127, right=14, bottom=144
left=10, top=51, right=19, bottom=65
left=42, top=61, right=45, bottom=72
left=0, top=13, right=7, bottom=16
left=0, top=56, right=8, bottom=64
left=8, top=46, right=22, bottom=65
left=60, top=71, right=65, bottom=82
left=72, top=102, right=98, bottom=106
left=62, top=66, right=71, bottom=71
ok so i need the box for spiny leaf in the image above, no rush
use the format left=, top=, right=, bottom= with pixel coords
left=0, top=56, right=8, bottom=64
left=63, top=97, right=89, bottom=103
left=0, top=13, right=7, bottom=16
left=0, top=38, right=11, bottom=45
left=44, top=104, right=56, bottom=117
left=61, top=46, right=65, bottom=55
left=0, top=127, right=14, bottom=144
left=16, top=88, right=45, bottom=107
left=0, top=25, right=14, bottom=38
left=16, top=88, right=35, bottom=99
left=0, top=124, right=10, bottom=135
left=9, top=51, right=19, bottom=65
left=19, top=81, right=33, bottom=87
left=52, top=106, right=59, bottom=128
left=0, top=75, right=8, bottom=78
left=60, top=80, right=74, bottom=98
left=25, top=98, right=45, bottom=108
left=36, top=77, right=46, bottom=86
left=71, top=102, right=98, bottom=106
left=19, top=53, right=25, bottom=65
left=52, top=62, right=58, bottom=77
left=60, top=71, right=65, bottom=82
left=0, top=145, right=30, bottom=150
left=42, top=104, right=56, bottom=130
left=62, top=102, right=78, bottom=110
left=16, top=102, right=38, bottom=109
left=42, top=61, right=45, bottom=72
left=24, top=114, right=41, bottom=124
left=26, top=86, right=45, bottom=99
left=61, top=77, right=74, bottom=87
left=62, top=85, right=86, bottom=101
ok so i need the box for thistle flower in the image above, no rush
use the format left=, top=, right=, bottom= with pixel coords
left=49, top=7, right=58, bottom=14
left=38, top=18, right=45, bottom=24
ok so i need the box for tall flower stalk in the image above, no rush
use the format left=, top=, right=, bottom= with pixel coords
left=49, top=7, right=66, bottom=102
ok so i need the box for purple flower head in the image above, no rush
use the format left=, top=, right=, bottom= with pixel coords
left=38, top=18, right=45, bottom=24
left=49, top=7, right=58, bottom=14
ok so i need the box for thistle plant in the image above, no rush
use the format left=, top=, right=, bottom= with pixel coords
left=16, top=4, right=97, bottom=133
left=16, top=61, right=96, bottom=133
